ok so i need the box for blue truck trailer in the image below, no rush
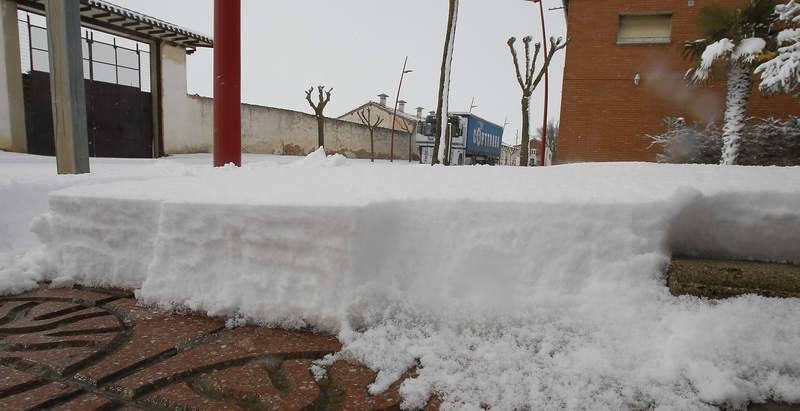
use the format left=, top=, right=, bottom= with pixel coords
left=416, top=113, right=503, bottom=165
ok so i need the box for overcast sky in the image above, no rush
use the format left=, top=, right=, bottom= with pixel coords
left=109, top=0, right=568, bottom=145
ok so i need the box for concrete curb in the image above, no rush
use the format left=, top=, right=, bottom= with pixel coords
left=668, top=258, right=800, bottom=299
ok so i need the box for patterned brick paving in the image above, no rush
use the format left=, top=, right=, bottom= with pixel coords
left=0, top=285, right=437, bottom=410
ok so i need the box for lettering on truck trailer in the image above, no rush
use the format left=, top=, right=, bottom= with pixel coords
left=472, top=122, right=501, bottom=149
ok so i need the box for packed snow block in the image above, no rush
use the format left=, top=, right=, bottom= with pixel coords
left=349, top=199, right=675, bottom=314
left=140, top=202, right=359, bottom=328
left=669, top=190, right=800, bottom=264
left=33, top=193, right=161, bottom=288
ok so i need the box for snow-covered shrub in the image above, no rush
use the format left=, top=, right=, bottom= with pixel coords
left=649, top=116, right=800, bottom=165
left=647, top=117, right=722, bottom=164
left=738, top=116, right=800, bottom=165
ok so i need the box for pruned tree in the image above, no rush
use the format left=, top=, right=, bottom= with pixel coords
left=683, top=0, right=777, bottom=165
left=756, top=0, right=800, bottom=96
left=432, top=0, right=459, bottom=165
left=305, top=86, right=333, bottom=148
left=399, top=118, right=418, bottom=162
left=507, top=35, right=568, bottom=167
left=356, top=108, right=384, bottom=162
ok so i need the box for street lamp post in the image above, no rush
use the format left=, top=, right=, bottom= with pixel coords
left=525, top=0, right=549, bottom=166
left=390, top=56, right=413, bottom=162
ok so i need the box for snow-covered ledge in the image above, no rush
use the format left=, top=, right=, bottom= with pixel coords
left=31, top=158, right=800, bottom=330
left=27, top=154, right=800, bottom=409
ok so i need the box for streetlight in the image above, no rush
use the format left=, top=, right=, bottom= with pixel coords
left=390, top=56, right=413, bottom=162
left=524, top=0, right=549, bottom=166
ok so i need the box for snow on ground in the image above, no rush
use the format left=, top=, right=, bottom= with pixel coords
left=2, top=149, right=800, bottom=409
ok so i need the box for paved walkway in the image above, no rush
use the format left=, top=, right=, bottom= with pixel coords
left=0, top=286, right=437, bottom=410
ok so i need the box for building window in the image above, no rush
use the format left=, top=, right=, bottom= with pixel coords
left=617, top=13, right=672, bottom=45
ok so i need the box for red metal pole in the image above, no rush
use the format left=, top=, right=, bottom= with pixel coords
left=213, top=0, right=241, bottom=167
left=390, top=56, right=409, bottom=163
left=537, top=0, right=549, bottom=166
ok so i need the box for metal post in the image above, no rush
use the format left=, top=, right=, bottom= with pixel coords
left=112, top=37, right=118, bottom=84
left=26, top=14, right=33, bottom=71
left=213, top=0, right=241, bottom=167
left=46, top=0, right=90, bottom=174
left=86, top=31, right=93, bottom=80
left=536, top=0, right=549, bottom=166
left=390, top=56, right=411, bottom=163
left=136, top=43, right=140, bottom=89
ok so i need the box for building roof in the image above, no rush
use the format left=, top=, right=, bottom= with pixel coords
left=338, top=101, right=420, bottom=123
left=17, top=0, right=213, bottom=49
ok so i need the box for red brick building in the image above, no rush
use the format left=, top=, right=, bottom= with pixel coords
left=557, top=0, right=799, bottom=163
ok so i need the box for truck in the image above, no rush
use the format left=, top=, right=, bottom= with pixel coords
left=416, top=112, right=503, bottom=165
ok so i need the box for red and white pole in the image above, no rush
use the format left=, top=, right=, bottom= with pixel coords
left=213, top=0, right=241, bottom=167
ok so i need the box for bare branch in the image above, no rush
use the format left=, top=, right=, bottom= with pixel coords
left=527, top=42, right=542, bottom=87
left=356, top=110, right=368, bottom=126
left=523, top=36, right=533, bottom=84
left=305, top=87, right=317, bottom=111
left=530, top=37, right=570, bottom=92
left=507, top=37, right=526, bottom=90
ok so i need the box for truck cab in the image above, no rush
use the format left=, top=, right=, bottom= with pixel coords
left=416, top=113, right=502, bottom=165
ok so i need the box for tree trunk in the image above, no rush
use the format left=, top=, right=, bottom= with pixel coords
left=720, top=63, right=752, bottom=165
left=432, top=0, right=459, bottom=165
left=317, top=115, right=325, bottom=148
left=370, top=130, right=374, bottom=162
left=520, top=95, right=530, bottom=167
left=443, top=126, right=451, bottom=166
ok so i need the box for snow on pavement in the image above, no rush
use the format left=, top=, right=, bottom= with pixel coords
left=2, top=149, right=800, bottom=409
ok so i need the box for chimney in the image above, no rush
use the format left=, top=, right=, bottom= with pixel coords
left=378, top=93, right=389, bottom=106
left=416, top=107, right=424, bottom=119
left=398, top=100, right=407, bottom=113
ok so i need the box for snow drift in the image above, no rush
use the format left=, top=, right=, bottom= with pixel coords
left=23, top=154, right=800, bottom=409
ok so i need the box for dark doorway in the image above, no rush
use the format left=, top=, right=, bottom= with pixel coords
left=19, top=12, right=154, bottom=158
left=22, top=72, right=153, bottom=158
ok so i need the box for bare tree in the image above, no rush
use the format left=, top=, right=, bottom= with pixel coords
left=356, top=108, right=384, bottom=162
left=507, top=35, right=568, bottom=166
left=536, top=120, right=559, bottom=163
left=432, top=0, right=459, bottom=165
left=305, top=86, right=333, bottom=148
left=399, top=118, right=418, bottom=162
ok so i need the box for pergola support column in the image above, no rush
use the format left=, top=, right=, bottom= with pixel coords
left=213, top=0, right=241, bottom=167
left=46, top=0, right=89, bottom=174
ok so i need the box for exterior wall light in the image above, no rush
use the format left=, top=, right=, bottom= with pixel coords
left=634, top=73, right=641, bottom=86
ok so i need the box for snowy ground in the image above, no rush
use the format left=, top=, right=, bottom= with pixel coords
left=1, top=149, right=800, bottom=410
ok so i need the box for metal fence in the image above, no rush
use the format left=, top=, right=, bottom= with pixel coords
left=18, top=11, right=151, bottom=92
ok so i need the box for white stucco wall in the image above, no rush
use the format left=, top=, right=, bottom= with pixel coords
left=0, top=0, right=26, bottom=152
left=160, top=44, right=417, bottom=159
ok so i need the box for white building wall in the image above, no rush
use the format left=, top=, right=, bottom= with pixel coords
left=159, top=44, right=416, bottom=159
left=0, top=0, right=26, bottom=152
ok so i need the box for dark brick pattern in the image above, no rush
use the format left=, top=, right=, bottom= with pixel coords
left=0, top=286, right=438, bottom=410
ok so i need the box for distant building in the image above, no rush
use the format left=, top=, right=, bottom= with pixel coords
left=499, top=139, right=539, bottom=167
left=338, top=94, right=424, bottom=160
left=558, top=0, right=799, bottom=163
left=338, top=94, right=423, bottom=135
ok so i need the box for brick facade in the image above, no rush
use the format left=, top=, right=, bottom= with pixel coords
left=558, top=0, right=799, bottom=163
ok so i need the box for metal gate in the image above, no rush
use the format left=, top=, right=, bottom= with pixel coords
left=19, top=12, right=154, bottom=158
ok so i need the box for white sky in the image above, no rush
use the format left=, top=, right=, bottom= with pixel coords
left=109, top=0, right=568, bottom=145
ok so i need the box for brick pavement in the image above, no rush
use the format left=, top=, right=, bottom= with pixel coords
left=0, top=285, right=437, bottom=410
